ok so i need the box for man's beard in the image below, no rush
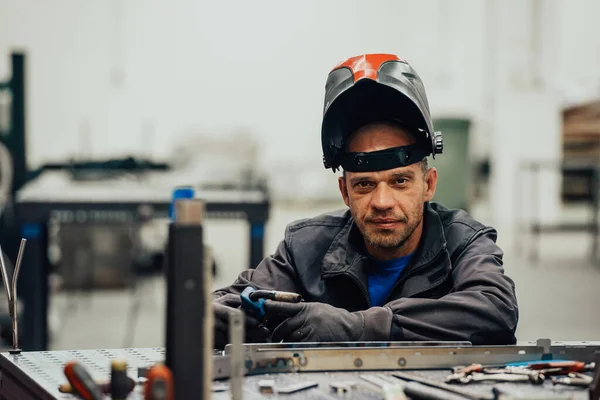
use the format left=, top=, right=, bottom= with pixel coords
left=358, top=212, right=420, bottom=250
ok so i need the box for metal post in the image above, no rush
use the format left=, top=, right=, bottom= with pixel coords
left=18, top=221, right=48, bottom=350
left=8, top=53, right=27, bottom=195
left=165, top=199, right=213, bottom=400
left=229, top=309, right=244, bottom=400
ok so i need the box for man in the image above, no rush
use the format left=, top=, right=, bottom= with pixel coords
left=212, top=54, right=518, bottom=348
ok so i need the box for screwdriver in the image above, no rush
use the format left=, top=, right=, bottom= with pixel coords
left=144, top=363, right=174, bottom=400
left=63, top=361, right=103, bottom=400
left=523, top=361, right=595, bottom=374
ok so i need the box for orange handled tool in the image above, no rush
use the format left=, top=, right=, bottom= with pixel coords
left=527, top=361, right=595, bottom=375
left=63, top=361, right=103, bottom=400
left=144, top=364, right=175, bottom=400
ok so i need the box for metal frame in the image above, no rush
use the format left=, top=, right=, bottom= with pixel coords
left=516, top=160, right=600, bottom=262
left=15, top=181, right=270, bottom=351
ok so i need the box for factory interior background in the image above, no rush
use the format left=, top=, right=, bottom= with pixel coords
left=0, top=0, right=600, bottom=351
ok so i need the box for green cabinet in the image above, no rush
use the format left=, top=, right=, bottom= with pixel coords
left=429, top=118, right=472, bottom=211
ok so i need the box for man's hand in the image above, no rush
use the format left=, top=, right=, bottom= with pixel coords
left=263, top=301, right=365, bottom=342
left=213, top=294, right=270, bottom=349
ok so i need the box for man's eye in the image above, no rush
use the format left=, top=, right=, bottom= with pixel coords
left=355, top=181, right=373, bottom=189
left=394, top=178, right=407, bottom=185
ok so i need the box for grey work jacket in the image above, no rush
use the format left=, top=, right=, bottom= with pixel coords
left=213, top=202, right=519, bottom=345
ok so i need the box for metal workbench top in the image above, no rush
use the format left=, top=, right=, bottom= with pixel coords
left=0, top=346, right=595, bottom=399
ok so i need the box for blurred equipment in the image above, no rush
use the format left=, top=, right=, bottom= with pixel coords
left=516, top=100, right=600, bottom=262
left=562, top=99, right=600, bottom=201
left=429, top=118, right=473, bottom=211
left=14, top=166, right=269, bottom=351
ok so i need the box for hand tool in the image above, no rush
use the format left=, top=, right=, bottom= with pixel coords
left=452, top=364, right=483, bottom=374
left=448, top=371, right=544, bottom=385
left=110, top=359, right=131, bottom=400
left=393, top=371, right=494, bottom=400
left=551, top=374, right=592, bottom=387
left=446, top=364, right=484, bottom=383
left=63, top=361, right=104, bottom=400
left=519, top=361, right=595, bottom=374
left=480, top=367, right=547, bottom=384
left=0, top=238, right=26, bottom=354
left=144, top=364, right=174, bottom=400
left=58, top=376, right=138, bottom=394
left=240, top=286, right=303, bottom=320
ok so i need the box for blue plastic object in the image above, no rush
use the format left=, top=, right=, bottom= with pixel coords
left=169, top=186, right=196, bottom=220
left=240, top=286, right=265, bottom=320
left=506, top=359, right=570, bottom=367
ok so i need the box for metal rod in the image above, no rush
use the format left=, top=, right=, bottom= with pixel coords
left=11, top=239, right=26, bottom=351
left=229, top=309, right=244, bottom=400
left=0, top=244, right=13, bottom=304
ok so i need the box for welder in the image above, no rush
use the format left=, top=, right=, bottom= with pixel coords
left=212, top=54, right=518, bottom=348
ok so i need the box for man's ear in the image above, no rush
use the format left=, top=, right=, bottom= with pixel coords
left=338, top=176, right=350, bottom=207
left=423, top=167, right=438, bottom=202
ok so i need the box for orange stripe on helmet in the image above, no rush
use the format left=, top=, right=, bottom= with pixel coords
left=332, top=54, right=406, bottom=82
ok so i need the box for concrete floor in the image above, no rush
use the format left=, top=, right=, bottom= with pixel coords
left=36, top=201, right=600, bottom=350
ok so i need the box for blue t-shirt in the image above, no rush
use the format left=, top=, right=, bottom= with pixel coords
left=368, top=254, right=414, bottom=307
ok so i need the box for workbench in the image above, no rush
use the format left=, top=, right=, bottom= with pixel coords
left=13, top=170, right=270, bottom=351
left=0, top=341, right=598, bottom=399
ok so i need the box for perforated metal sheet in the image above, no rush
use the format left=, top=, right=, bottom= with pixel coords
left=0, top=348, right=593, bottom=399
left=1, top=348, right=165, bottom=399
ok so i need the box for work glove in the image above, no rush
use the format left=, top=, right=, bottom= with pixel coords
left=213, top=294, right=270, bottom=349
left=263, top=300, right=365, bottom=343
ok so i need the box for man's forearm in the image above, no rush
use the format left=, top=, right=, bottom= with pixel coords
left=386, top=289, right=518, bottom=344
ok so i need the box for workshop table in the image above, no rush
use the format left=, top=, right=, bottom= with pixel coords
left=14, top=170, right=270, bottom=351
left=0, top=344, right=597, bottom=399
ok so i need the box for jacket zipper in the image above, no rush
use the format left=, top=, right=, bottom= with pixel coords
left=346, top=271, right=371, bottom=308
left=381, top=245, right=448, bottom=305
left=322, top=266, right=371, bottom=308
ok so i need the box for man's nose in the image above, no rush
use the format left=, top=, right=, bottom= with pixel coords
left=370, top=183, right=396, bottom=210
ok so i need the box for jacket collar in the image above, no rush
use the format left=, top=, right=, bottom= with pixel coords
left=322, top=202, right=448, bottom=276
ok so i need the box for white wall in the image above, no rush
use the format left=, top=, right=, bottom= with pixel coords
left=1, top=0, right=600, bottom=216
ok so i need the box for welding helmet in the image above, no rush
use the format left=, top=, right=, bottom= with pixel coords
left=321, top=54, right=443, bottom=172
